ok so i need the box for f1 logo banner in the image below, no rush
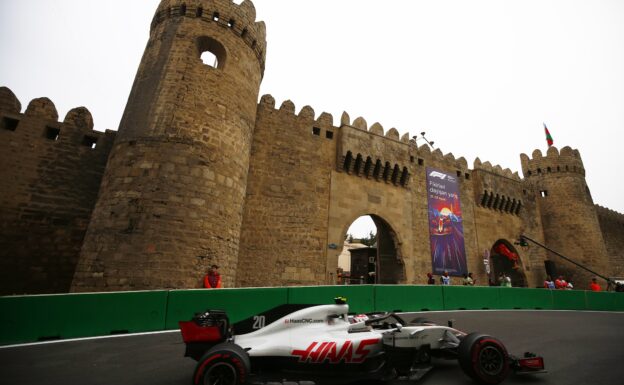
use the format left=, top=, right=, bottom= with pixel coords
left=426, top=168, right=467, bottom=276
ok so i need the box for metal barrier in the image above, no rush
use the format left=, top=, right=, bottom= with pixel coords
left=1, top=285, right=622, bottom=345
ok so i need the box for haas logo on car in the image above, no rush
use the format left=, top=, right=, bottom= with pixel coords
left=291, top=339, right=379, bottom=364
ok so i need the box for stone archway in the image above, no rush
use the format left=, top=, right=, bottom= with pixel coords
left=371, top=215, right=405, bottom=284
left=489, top=239, right=527, bottom=287
left=340, top=214, right=405, bottom=284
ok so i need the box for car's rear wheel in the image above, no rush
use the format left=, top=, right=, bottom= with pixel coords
left=458, top=332, right=510, bottom=384
left=193, top=342, right=250, bottom=385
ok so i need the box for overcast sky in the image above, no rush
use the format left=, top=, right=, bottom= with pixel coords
left=1, top=0, right=623, bottom=238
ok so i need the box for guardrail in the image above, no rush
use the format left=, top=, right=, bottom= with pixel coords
left=1, top=285, right=622, bottom=345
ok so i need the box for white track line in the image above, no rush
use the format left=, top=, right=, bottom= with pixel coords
left=0, top=329, right=180, bottom=349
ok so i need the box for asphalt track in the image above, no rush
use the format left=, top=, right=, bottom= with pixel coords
left=1, top=310, right=623, bottom=385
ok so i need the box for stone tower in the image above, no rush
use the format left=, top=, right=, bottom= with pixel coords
left=71, top=0, right=266, bottom=290
left=520, top=146, right=610, bottom=285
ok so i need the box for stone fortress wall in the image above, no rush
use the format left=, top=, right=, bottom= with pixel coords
left=595, top=205, right=624, bottom=278
left=1, top=0, right=622, bottom=294
left=0, top=87, right=114, bottom=294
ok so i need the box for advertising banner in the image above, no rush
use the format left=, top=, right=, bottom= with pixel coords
left=426, top=168, right=467, bottom=276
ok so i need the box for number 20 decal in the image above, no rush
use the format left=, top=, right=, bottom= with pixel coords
left=252, top=315, right=266, bottom=329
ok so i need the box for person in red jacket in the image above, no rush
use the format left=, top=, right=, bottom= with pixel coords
left=554, top=276, right=567, bottom=290
left=203, top=265, right=222, bottom=288
left=589, top=277, right=601, bottom=292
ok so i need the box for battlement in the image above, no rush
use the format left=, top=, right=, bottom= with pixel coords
left=471, top=157, right=525, bottom=216
left=260, top=95, right=413, bottom=147
left=473, top=157, right=521, bottom=181
left=0, top=86, right=21, bottom=114
left=258, top=93, right=338, bottom=134
left=258, top=94, right=483, bottom=184
left=595, top=205, right=624, bottom=222
left=151, top=0, right=266, bottom=72
left=410, top=143, right=470, bottom=171
left=0, top=86, right=116, bottom=153
left=520, top=146, right=585, bottom=178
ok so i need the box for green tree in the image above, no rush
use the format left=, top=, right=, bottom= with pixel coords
left=361, top=231, right=377, bottom=247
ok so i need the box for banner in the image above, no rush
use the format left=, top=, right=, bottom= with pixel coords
left=426, top=168, right=467, bottom=276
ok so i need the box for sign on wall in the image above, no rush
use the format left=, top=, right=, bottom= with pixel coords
left=426, top=168, right=467, bottom=276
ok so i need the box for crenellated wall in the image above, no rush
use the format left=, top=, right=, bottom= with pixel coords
left=238, top=96, right=337, bottom=286
left=72, top=0, right=266, bottom=292
left=237, top=93, right=550, bottom=288
left=520, top=146, right=609, bottom=287
left=1, top=0, right=621, bottom=294
left=0, top=87, right=114, bottom=295
left=595, top=205, right=624, bottom=278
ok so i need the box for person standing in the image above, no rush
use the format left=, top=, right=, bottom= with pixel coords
left=589, top=277, right=601, bottom=292
left=440, top=271, right=451, bottom=285
left=203, top=264, right=222, bottom=288
left=427, top=273, right=436, bottom=285
left=500, top=273, right=512, bottom=287
left=555, top=276, right=567, bottom=290
left=544, top=276, right=555, bottom=289
left=462, top=273, right=475, bottom=286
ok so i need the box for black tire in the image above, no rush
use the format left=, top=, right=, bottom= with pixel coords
left=458, top=332, right=510, bottom=385
left=192, top=342, right=250, bottom=385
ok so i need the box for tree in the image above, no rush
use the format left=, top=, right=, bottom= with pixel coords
left=361, top=231, right=377, bottom=247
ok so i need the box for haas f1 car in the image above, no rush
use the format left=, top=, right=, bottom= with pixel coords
left=179, top=298, right=545, bottom=385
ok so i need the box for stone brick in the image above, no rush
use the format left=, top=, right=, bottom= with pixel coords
left=1, top=1, right=621, bottom=294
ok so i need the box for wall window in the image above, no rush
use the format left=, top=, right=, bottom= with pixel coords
left=197, top=36, right=226, bottom=69
left=45, top=126, right=60, bottom=141
left=1, top=116, right=19, bottom=131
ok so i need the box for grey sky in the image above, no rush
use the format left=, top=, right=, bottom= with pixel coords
left=1, top=0, right=623, bottom=239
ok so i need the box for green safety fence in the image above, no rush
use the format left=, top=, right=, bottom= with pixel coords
left=498, top=288, right=554, bottom=310
left=614, top=292, right=624, bottom=311
left=442, top=286, right=502, bottom=310
left=0, top=290, right=168, bottom=346
left=1, top=285, right=623, bottom=346
left=374, top=285, right=444, bottom=312
left=551, top=289, right=587, bottom=311
left=287, top=285, right=375, bottom=314
left=165, top=287, right=288, bottom=330
left=585, top=291, right=615, bottom=311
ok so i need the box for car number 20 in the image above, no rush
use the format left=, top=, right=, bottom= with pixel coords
left=252, top=315, right=266, bottom=329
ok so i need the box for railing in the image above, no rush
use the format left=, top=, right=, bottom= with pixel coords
left=1, top=285, right=622, bottom=346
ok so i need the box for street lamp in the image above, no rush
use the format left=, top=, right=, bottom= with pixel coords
left=412, top=132, right=435, bottom=148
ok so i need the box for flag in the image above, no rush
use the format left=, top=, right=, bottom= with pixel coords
left=544, top=123, right=553, bottom=146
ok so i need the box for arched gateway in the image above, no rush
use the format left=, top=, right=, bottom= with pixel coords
left=488, top=240, right=528, bottom=287
left=340, top=215, right=405, bottom=285
left=50, top=0, right=613, bottom=296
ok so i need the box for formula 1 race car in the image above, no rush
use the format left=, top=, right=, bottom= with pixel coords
left=179, top=298, right=545, bottom=385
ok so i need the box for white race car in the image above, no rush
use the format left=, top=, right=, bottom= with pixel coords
left=179, top=298, right=545, bottom=385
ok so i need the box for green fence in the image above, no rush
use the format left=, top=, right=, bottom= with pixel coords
left=374, top=285, right=444, bottom=312
left=1, top=286, right=622, bottom=345
left=0, top=291, right=168, bottom=346
left=165, top=287, right=288, bottom=329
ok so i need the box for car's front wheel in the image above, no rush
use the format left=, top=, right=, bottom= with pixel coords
left=458, top=332, right=510, bottom=384
left=192, top=342, right=250, bottom=385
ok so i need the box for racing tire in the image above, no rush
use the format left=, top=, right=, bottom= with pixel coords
left=458, top=333, right=510, bottom=385
left=192, top=342, right=250, bottom=385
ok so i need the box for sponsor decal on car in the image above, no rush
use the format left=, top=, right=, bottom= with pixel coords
left=291, top=339, right=380, bottom=364
left=285, top=318, right=325, bottom=324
